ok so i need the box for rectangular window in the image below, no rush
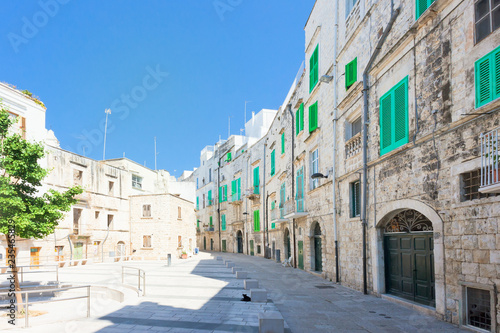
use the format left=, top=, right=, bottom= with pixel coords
left=253, top=166, right=260, bottom=194
left=416, top=0, right=436, bottom=19
left=465, top=287, right=492, bottom=331
left=309, top=101, right=318, bottom=133
left=95, top=211, right=100, bottom=219
left=475, top=45, right=500, bottom=108
left=311, top=149, right=319, bottom=190
left=108, top=181, right=114, bottom=196
left=209, top=168, right=212, bottom=182
left=222, top=239, right=227, bottom=252
left=379, top=76, right=409, bottom=155
left=350, top=181, right=361, bottom=217
left=296, top=103, right=304, bottom=135
left=73, top=208, right=82, bottom=235
left=107, top=214, right=114, bottom=229
left=221, top=214, right=226, bottom=231
left=346, top=0, right=358, bottom=18
left=178, top=235, right=182, bottom=248
left=143, top=235, right=152, bottom=248
left=253, top=210, right=260, bottom=232
left=281, top=132, right=285, bottom=154
left=178, top=206, right=182, bottom=219
left=271, top=150, right=276, bottom=176
left=475, top=0, right=500, bottom=44
left=346, top=117, right=362, bottom=140
left=345, top=57, right=357, bottom=90
left=231, top=178, right=241, bottom=201
left=309, top=44, right=319, bottom=92
left=219, top=185, right=228, bottom=202
left=461, top=169, right=500, bottom=201
left=73, top=169, right=83, bottom=186
left=143, top=204, right=151, bottom=217
left=132, top=174, right=142, bottom=189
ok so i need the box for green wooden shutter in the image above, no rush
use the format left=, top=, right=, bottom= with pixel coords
left=379, top=76, right=409, bottom=155
left=271, top=201, right=275, bottom=210
left=253, top=166, right=259, bottom=194
left=237, top=178, right=241, bottom=200
left=345, top=57, right=357, bottom=89
left=222, top=215, right=226, bottom=231
left=254, top=210, right=260, bottom=231
left=196, top=197, right=199, bottom=210
left=495, top=50, right=500, bottom=98
left=296, top=109, right=300, bottom=135
left=218, top=186, right=222, bottom=203
left=224, top=185, right=227, bottom=201
left=208, top=190, right=212, bottom=205
left=310, top=44, right=319, bottom=92
left=209, top=216, right=213, bottom=227
left=309, top=102, right=318, bottom=133
left=475, top=46, right=500, bottom=108
left=271, top=150, right=275, bottom=176
left=416, top=0, right=436, bottom=19
left=281, top=132, right=285, bottom=154
left=300, top=103, right=304, bottom=132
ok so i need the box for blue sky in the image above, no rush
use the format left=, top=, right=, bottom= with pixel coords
left=1, top=0, right=315, bottom=177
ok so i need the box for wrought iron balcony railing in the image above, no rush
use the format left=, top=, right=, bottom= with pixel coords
left=480, top=127, right=500, bottom=193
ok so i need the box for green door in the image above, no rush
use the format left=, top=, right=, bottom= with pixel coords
left=74, top=242, right=83, bottom=260
left=384, top=233, right=435, bottom=307
left=314, top=237, right=322, bottom=272
left=250, top=240, right=254, bottom=256
left=222, top=240, right=226, bottom=252
left=298, top=241, right=304, bottom=269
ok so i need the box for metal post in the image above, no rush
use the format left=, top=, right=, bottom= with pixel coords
left=87, top=286, right=90, bottom=317
left=138, top=271, right=140, bottom=292
left=21, top=266, right=23, bottom=283
left=143, top=271, right=146, bottom=296
left=56, top=265, right=59, bottom=282
left=121, top=266, right=124, bottom=284
left=25, top=292, right=29, bottom=328
left=167, top=254, right=171, bottom=267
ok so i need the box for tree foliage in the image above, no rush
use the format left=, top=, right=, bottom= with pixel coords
left=0, top=108, right=83, bottom=239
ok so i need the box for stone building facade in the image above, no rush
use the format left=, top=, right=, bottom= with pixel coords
left=192, top=0, right=500, bottom=331
left=0, top=83, right=196, bottom=266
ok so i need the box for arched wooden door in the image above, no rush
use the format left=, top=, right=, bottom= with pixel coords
left=384, top=209, right=435, bottom=307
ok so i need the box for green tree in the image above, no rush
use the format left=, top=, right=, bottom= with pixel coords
left=0, top=108, right=82, bottom=312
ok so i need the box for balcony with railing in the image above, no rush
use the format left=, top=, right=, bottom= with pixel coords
left=247, top=186, right=260, bottom=200
left=480, top=127, right=500, bottom=193
left=270, top=207, right=288, bottom=224
left=230, top=192, right=242, bottom=205
left=283, top=199, right=308, bottom=219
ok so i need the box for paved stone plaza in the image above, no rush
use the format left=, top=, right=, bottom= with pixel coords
left=1, top=252, right=468, bottom=332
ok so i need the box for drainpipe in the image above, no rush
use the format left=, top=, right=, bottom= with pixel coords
left=101, top=225, right=110, bottom=262
left=67, top=234, right=73, bottom=261
left=332, top=0, right=340, bottom=284
left=263, top=141, right=267, bottom=257
left=361, top=5, right=400, bottom=295
left=286, top=104, right=297, bottom=268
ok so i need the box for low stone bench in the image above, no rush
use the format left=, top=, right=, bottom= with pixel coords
left=223, top=259, right=231, bottom=265
left=258, top=311, right=284, bottom=333
left=251, top=289, right=267, bottom=303
left=226, top=262, right=235, bottom=268
left=232, top=267, right=242, bottom=274
left=236, top=271, right=247, bottom=279
left=244, top=279, right=259, bottom=290
left=216, top=256, right=222, bottom=261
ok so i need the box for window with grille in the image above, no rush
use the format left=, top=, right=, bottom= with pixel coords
left=143, top=235, right=152, bottom=248
left=465, top=287, right=492, bottom=331
left=350, top=181, right=361, bottom=217
left=475, top=0, right=500, bottom=44
left=143, top=204, right=151, bottom=217
left=461, top=170, right=500, bottom=201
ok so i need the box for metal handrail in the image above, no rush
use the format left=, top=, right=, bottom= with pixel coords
left=0, top=264, right=59, bottom=283
left=121, top=266, right=146, bottom=296
left=0, top=285, right=91, bottom=328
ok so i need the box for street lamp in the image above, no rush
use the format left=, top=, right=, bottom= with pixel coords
left=319, top=75, right=333, bottom=83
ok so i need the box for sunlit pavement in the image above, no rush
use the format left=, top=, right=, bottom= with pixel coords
left=1, top=251, right=468, bottom=332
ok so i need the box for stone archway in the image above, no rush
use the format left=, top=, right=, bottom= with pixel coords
left=117, top=241, right=125, bottom=257
left=372, top=199, right=445, bottom=315
left=310, top=222, right=323, bottom=272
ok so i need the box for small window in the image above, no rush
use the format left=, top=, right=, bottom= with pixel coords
left=311, top=149, right=319, bottom=190
left=132, top=174, right=142, bottom=189
left=474, top=0, right=500, bottom=44
left=465, top=287, right=492, bottom=331
left=461, top=170, right=500, bottom=201
left=221, top=214, right=226, bottom=231
left=416, top=0, right=436, bottom=19
left=73, top=169, right=83, bottom=185
left=346, top=117, right=362, bottom=140
left=281, top=132, right=285, bottom=155
left=143, top=204, right=151, bottom=217
left=73, top=208, right=82, bottom=235
left=350, top=181, right=361, bottom=218
left=108, top=181, right=114, bottom=196
left=178, top=235, right=182, bottom=248
left=178, top=206, right=182, bottom=219
left=346, top=0, right=358, bottom=18
left=270, top=150, right=276, bottom=176
left=143, top=235, right=152, bottom=248
left=107, top=214, right=114, bottom=229
left=95, top=211, right=100, bottom=219
left=209, top=168, right=212, bottom=182
left=257, top=245, right=261, bottom=254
